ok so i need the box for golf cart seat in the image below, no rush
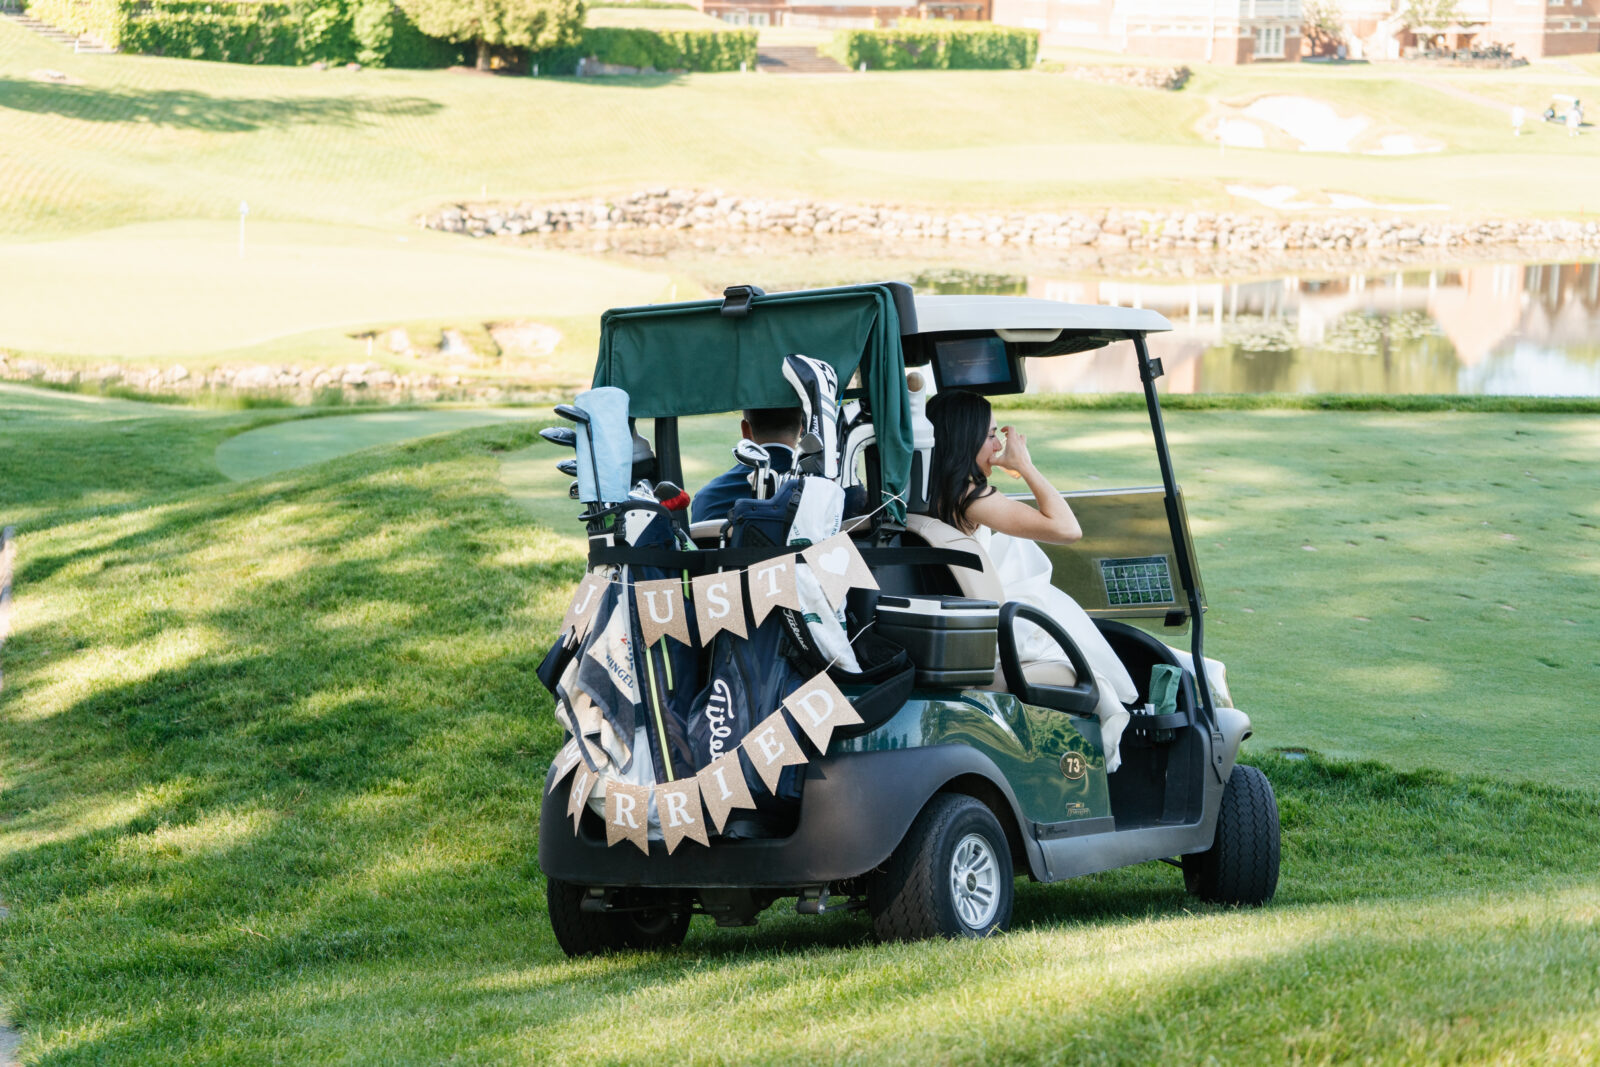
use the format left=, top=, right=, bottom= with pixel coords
left=900, top=514, right=1098, bottom=697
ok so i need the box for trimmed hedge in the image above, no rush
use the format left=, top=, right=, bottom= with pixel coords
left=532, top=26, right=757, bottom=74
left=25, top=0, right=127, bottom=45
left=822, top=23, right=1039, bottom=71
left=24, top=0, right=462, bottom=66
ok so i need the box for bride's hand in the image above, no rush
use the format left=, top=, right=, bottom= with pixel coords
left=996, top=425, right=1033, bottom=476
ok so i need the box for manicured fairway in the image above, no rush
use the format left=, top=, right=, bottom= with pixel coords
left=0, top=220, right=674, bottom=360
left=216, top=408, right=543, bottom=481
left=0, top=392, right=1597, bottom=1063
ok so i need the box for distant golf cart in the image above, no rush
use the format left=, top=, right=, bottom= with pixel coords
left=1544, top=94, right=1583, bottom=125
left=538, top=283, right=1279, bottom=953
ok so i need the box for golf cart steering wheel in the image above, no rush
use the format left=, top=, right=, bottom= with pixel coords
left=997, top=602, right=1101, bottom=717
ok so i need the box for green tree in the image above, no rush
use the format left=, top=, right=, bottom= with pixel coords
left=1397, top=0, right=1459, bottom=51
left=398, top=0, right=584, bottom=70
left=1301, top=0, right=1344, bottom=56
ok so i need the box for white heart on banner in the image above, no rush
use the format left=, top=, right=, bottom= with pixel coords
left=747, top=557, right=803, bottom=628
left=740, top=711, right=808, bottom=794
left=782, top=670, right=865, bottom=753
left=800, top=533, right=877, bottom=611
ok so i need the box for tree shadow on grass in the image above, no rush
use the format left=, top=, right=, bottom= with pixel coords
left=0, top=78, right=441, bottom=131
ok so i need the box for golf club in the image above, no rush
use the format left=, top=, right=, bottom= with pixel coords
left=557, top=458, right=578, bottom=477
left=540, top=427, right=578, bottom=449
left=732, top=438, right=772, bottom=500
left=554, top=404, right=603, bottom=505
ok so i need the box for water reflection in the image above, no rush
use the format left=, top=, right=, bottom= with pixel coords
left=957, top=262, right=1600, bottom=396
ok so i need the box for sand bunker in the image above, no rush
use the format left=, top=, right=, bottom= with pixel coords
left=1213, top=96, right=1444, bottom=155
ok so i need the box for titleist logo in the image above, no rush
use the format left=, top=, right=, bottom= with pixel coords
left=703, top=679, right=734, bottom=756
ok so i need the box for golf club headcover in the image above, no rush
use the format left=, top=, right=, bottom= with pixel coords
left=653, top=481, right=691, bottom=512
left=540, top=427, right=578, bottom=449
left=783, top=353, right=840, bottom=481
left=573, top=386, right=632, bottom=505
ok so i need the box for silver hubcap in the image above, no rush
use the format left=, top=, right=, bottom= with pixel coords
left=949, top=833, right=1000, bottom=929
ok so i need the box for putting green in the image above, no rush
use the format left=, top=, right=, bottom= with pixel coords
left=216, top=409, right=540, bottom=481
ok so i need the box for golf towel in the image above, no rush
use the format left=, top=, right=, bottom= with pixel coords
left=574, top=386, right=632, bottom=504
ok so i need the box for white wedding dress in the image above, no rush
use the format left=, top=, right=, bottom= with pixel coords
left=980, top=528, right=1232, bottom=772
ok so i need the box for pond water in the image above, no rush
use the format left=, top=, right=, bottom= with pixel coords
left=919, top=261, right=1600, bottom=397
left=566, top=237, right=1600, bottom=395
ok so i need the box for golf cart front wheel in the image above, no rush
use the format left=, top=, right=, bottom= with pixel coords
left=546, top=879, right=692, bottom=956
left=1183, top=764, right=1280, bottom=906
left=869, top=794, right=1014, bottom=942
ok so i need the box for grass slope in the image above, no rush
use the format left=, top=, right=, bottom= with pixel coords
left=0, top=220, right=674, bottom=362
left=3, top=18, right=1599, bottom=243
left=1, top=394, right=1597, bottom=1062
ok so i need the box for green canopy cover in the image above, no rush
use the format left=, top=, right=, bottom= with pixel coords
left=594, top=285, right=912, bottom=521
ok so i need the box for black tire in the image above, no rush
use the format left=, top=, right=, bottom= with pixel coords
left=1183, top=764, right=1280, bottom=906
left=547, top=879, right=692, bottom=957
left=869, top=794, right=1014, bottom=942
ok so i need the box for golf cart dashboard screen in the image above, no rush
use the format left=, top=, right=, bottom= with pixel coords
left=1098, top=556, right=1176, bottom=607
left=931, top=336, right=1022, bottom=394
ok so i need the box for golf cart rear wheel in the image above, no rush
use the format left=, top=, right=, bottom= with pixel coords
left=546, top=879, right=692, bottom=956
left=869, top=793, right=1014, bottom=942
left=1183, top=764, right=1280, bottom=906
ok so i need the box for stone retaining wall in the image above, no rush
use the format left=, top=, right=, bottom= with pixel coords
left=1045, top=63, right=1191, bottom=90
left=423, top=189, right=1600, bottom=255
left=0, top=355, right=532, bottom=404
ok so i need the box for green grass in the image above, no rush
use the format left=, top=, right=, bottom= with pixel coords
left=1, top=403, right=1598, bottom=1058
left=213, top=407, right=543, bottom=479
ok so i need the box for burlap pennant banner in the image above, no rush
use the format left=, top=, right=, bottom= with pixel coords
left=560, top=573, right=607, bottom=641
left=548, top=739, right=583, bottom=795
left=634, top=577, right=693, bottom=648
left=801, top=533, right=878, bottom=610
left=741, top=711, right=808, bottom=794
left=567, top=763, right=599, bottom=833
left=604, top=781, right=651, bottom=854
left=696, top=750, right=756, bottom=834
left=656, top=778, right=710, bottom=854
left=783, top=671, right=865, bottom=754
left=691, top=571, right=747, bottom=643
left=747, top=557, right=803, bottom=628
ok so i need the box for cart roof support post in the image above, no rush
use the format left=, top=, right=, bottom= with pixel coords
left=1132, top=335, right=1224, bottom=780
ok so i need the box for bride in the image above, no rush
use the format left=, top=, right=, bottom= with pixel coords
left=924, top=389, right=1231, bottom=771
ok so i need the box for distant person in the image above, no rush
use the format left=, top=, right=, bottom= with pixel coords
left=1511, top=105, right=1525, bottom=136
left=1568, top=105, right=1582, bottom=138
left=689, top=407, right=802, bottom=523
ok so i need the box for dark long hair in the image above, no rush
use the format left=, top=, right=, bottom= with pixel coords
left=926, top=389, right=994, bottom=533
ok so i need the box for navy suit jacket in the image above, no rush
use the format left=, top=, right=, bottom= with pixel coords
left=690, top=444, right=795, bottom=524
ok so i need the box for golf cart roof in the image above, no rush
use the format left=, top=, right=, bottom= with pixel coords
left=911, top=295, right=1172, bottom=340
left=592, top=282, right=1172, bottom=521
